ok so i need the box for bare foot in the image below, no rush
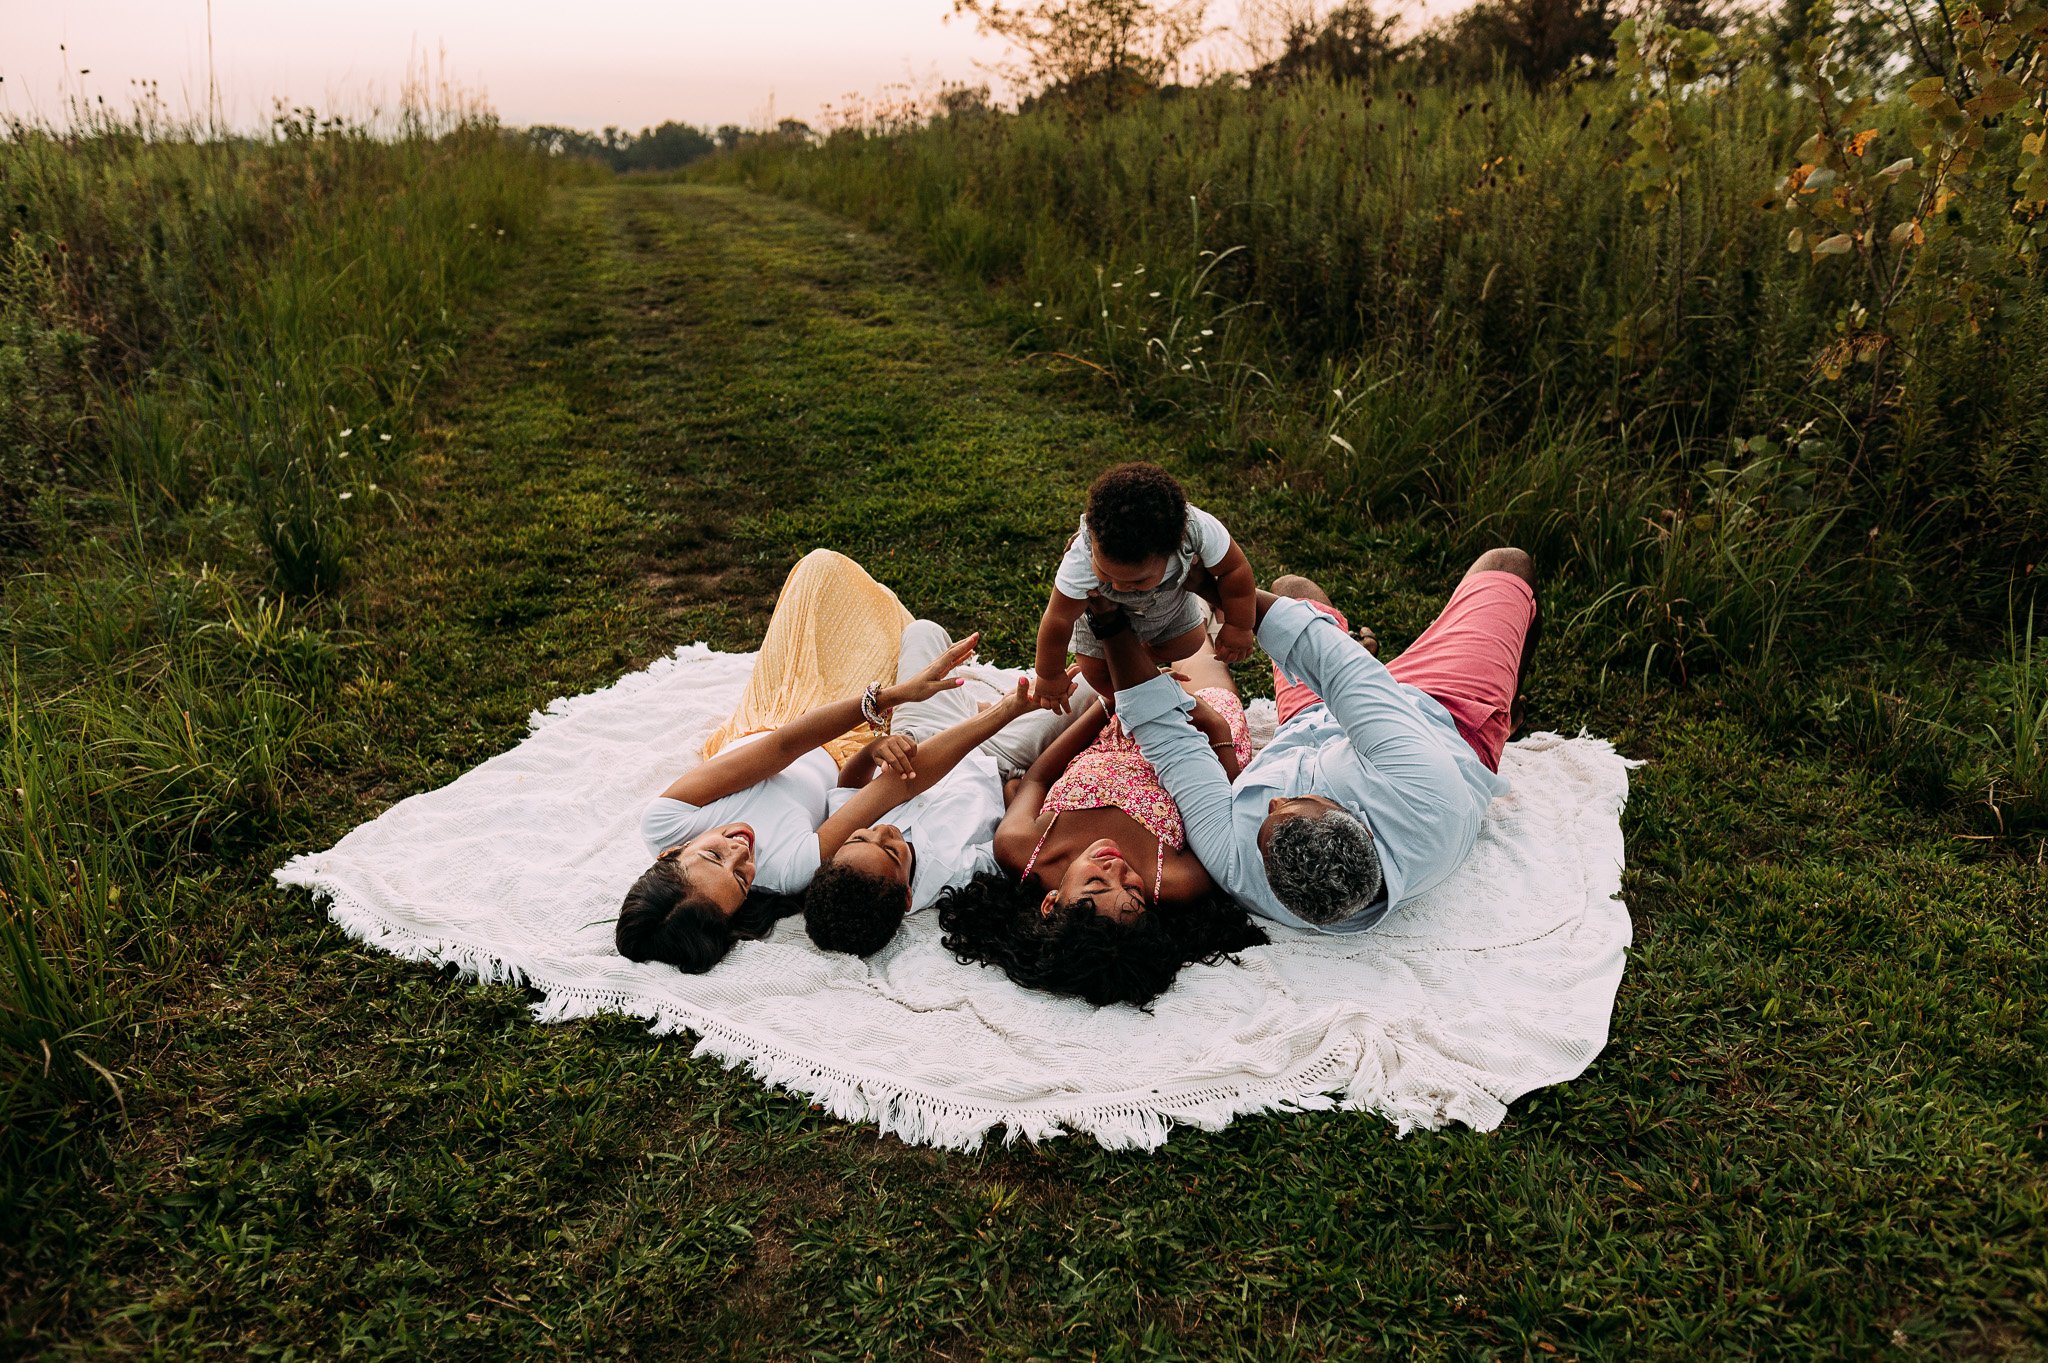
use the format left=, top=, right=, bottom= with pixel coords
left=1356, top=625, right=1378, bottom=656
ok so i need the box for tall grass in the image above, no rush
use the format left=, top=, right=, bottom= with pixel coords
left=706, top=72, right=2045, bottom=682
left=0, top=97, right=549, bottom=1186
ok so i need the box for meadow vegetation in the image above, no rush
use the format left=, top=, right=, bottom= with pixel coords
left=3, top=10, right=2046, bottom=1354
left=1, top=93, right=546, bottom=1180
left=707, top=12, right=2048, bottom=838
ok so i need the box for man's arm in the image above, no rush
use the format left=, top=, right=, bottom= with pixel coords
left=1114, top=673, right=1260, bottom=900
left=1095, top=600, right=1242, bottom=779
left=1259, top=596, right=1462, bottom=789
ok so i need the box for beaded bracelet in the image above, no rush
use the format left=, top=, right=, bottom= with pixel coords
left=860, top=682, right=889, bottom=734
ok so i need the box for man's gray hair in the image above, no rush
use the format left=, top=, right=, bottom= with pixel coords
left=1264, top=810, right=1383, bottom=926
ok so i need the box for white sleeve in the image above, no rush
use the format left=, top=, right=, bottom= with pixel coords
left=641, top=797, right=711, bottom=859
left=1052, top=520, right=1098, bottom=599
left=1185, top=505, right=1234, bottom=567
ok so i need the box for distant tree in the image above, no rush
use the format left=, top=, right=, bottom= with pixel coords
left=522, top=120, right=719, bottom=172
left=936, top=82, right=996, bottom=119
left=1410, top=0, right=1618, bottom=84
left=1252, top=1, right=1400, bottom=85
left=774, top=118, right=819, bottom=144
left=616, top=121, right=717, bottom=170
left=951, top=0, right=1208, bottom=113
left=715, top=123, right=745, bottom=151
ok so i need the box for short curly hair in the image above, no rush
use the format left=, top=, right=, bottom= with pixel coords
left=803, top=862, right=910, bottom=957
left=935, top=870, right=1268, bottom=1009
left=616, top=858, right=803, bottom=974
left=1263, top=809, right=1383, bottom=926
left=1085, top=462, right=1189, bottom=567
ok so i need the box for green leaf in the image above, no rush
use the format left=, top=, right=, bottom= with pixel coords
left=1907, top=75, right=1951, bottom=108
left=1966, top=75, right=2026, bottom=118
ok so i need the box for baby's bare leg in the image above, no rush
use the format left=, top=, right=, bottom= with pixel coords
left=1153, top=628, right=1236, bottom=696
left=1073, top=652, right=1113, bottom=703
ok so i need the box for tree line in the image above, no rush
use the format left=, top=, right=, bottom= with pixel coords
left=522, top=119, right=818, bottom=172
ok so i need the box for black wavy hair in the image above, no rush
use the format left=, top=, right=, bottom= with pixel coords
left=1084, top=462, right=1188, bottom=567
left=803, top=862, right=910, bottom=957
left=616, top=857, right=801, bottom=974
left=934, top=869, right=1268, bottom=1009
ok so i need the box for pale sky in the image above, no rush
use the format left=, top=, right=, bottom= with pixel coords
left=0, top=1, right=1371, bottom=135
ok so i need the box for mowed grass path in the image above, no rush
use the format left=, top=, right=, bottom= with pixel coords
left=12, top=184, right=2041, bottom=1359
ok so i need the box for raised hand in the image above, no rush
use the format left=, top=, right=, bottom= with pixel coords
left=888, top=631, right=980, bottom=704
left=980, top=675, right=1041, bottom=718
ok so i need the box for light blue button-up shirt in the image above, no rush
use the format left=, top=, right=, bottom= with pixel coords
left=1116, top=597, right=1509, bottom=932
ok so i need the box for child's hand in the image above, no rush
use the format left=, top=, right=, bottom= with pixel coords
left=1030, top=668, right=1076, bottom=713
left=1213, top=621, right=1257, bottom=663
left=871, top=734, right=919, bottom=781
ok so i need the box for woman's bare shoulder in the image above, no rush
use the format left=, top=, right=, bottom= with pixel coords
left=1157, top=846, right=1215, bottom=905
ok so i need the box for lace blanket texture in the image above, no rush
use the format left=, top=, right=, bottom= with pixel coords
left=276, top=643, right=1636, bottom=1151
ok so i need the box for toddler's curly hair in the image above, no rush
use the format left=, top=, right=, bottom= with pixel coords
left=1085, top=462, right=1188, bottom=567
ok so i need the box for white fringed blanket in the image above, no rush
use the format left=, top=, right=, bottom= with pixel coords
left=277, top=644, right=1636, bottom=1151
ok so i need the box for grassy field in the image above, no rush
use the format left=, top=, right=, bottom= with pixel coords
left=3, top=178, right=2040, bottom=1358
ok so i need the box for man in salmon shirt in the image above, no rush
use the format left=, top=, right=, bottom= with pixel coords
left=1094, top=549, right=1540, bottom=933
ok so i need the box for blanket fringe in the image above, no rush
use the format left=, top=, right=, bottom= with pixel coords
left=278, top=863, right=1432, bottom=1152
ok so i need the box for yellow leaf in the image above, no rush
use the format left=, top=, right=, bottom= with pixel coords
left=1812, top=233, right=1856, bottom=257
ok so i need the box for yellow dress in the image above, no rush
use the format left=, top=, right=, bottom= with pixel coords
left=702, top=549, right=915, bottom=766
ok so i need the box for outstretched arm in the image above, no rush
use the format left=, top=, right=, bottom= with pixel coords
left=992, top=701, right=1109, bottom=869
left=1259, top=597, right=1458, bottom=789
left=1207, top=541, right=1258, bottom=663
left=1114, top=673, right=1256, bottom=900
left=819, top=681, right=1041, bottom=859
left=1095, top=599, right=1242, bottom=780
left=1032, top=590, right=1088, bottom=711
left=661, top=633, right=979, bottom=806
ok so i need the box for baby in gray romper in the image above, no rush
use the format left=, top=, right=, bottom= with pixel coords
left=1030, top=462, right=1258, bottom=713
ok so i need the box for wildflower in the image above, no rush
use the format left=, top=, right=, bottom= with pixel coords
left=1101, top=309, right=1108, bottom=318
left=379, top=434, right=391, bottom=442
left=338, top=491, right=353, bottom=500
left=1149, top=291, right=1161, bottom=298
left=1112, top=281, right=1123, bottom=289
left=1134, top=265, right=1145, bottom=274
left=1180, top=362, right=1193, bottom=371
left=1034, top=301, right=1043, bottom=309
left=1200, top=329, right=1213, bottom=336
left=339, top=427, right=354, bottom=437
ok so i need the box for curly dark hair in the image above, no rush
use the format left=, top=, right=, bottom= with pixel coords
left=1084, top=462, right=1189, bottom=568
left=803, top=862, right=910, bottom=957
left=616, top=858, right=802, bottom=974
left=934, top=869, right=1268, bottom=1009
